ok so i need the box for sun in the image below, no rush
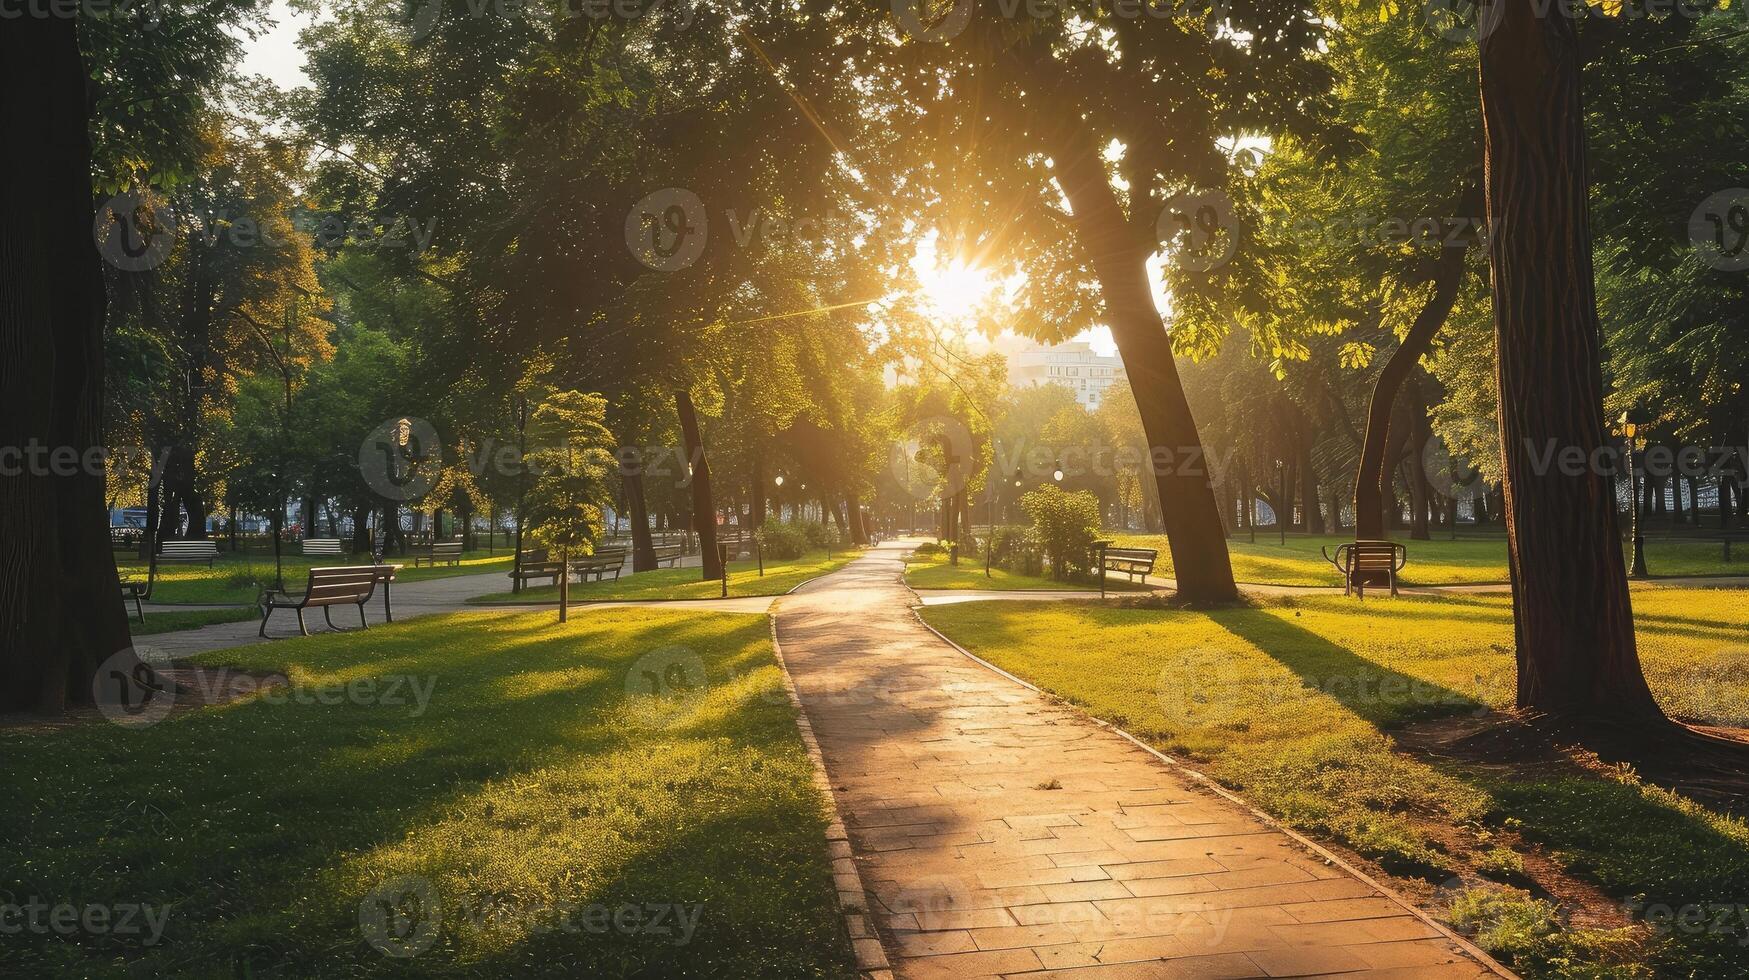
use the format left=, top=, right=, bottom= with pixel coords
left=916, top=260, right=995, bottom=321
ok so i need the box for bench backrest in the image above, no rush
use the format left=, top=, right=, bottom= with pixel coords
left=576, top=548, right=626, bottom=566
left=1341, top=540, right=1405, bottom=572
left=1103, top=547, right=1157, bottom=563
left=431, top=540, right=464, bottom=556
left=653, top=544, right=683, bottom=556
left=160, top=540, right=219, bottom=557
left=301, top=566, right=380, bottom=605
left=303, top=538, right=344, bottom=555
left=372, top=564, right=400, bottom=583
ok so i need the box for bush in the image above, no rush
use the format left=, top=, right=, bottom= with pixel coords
left=757, top=521, right=810, bottom=560
left=986, top=525, right=1041, bottom=576
left=1020, top=485, right=1101, bottom=579
left=912, top=541, right=944, bottom=556
left=796, top=519, right=840, bottom=550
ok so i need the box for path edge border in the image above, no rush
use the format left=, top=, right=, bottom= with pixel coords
left=765, top=608, right=894, bottom=980
left=905, top=599, right=1520, bottom=980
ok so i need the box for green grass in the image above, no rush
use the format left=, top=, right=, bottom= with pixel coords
left=1112, top=531, right=1747, bottom=587
left=129, top=607, right=259, bottom=635
left=116, top=549, right=516, bottom=604
left=0, top=608, right=855, bottom=979
left=468, top=549, right=859, bottom=604
left=920, top=586, right=1749, bottom=978
left=902, top=552, right=1153, bottom=592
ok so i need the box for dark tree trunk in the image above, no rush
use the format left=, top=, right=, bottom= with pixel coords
left=846, top=490, right=868, bottom=545
left=1042, top=115, right=1236, bottom=601
left=1354, top=177, right=1480, bottom=541
left=0, top=19, right=139, bottom=713
left=624, top=471, right=657, bottom=572
left=350, top=505, right=370, bottom=552
left=1480, top=3, right=1663, bottom=722
left=1299, top=437, right=1323, bottom=534
left=675, top=391, right=722, bottom=579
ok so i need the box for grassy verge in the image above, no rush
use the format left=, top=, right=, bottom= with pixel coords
left=116, top=550, right=515, bottom=604
left=129, top=607, right=259, bottom=635
left=1111, top=532, right=1746, bottom=587
left=468, top=549, right=858, bottom=604
left=920, top=586, right=1749, bottom=978
left=0, top=608, right=855, bottom=979
left=902, top=552, right=1152, bottom=592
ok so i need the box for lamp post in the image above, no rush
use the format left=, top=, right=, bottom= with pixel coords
left=511, top=396, right=529, bottom=593
left=1276, top=457, right=1286, bottom=546
left=1620, top=413, right=1648, bottom=578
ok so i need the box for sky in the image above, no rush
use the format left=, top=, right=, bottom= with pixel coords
left=239, top=0, right=318, bottom=90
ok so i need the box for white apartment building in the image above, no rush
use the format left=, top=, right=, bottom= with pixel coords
left=1007, top=341, right=1126, bottom=408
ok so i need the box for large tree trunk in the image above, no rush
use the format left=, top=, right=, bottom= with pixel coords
left=1298, top=437, right=1324, bottom=534
left=1042, top=116, right=1237, bottom=601
left=1480, top=3, right=1663, bottom=723
left=675, top=391, right=721, bottom=579
left=846, top=490, right=869, bottom=545
left=624, top=471, right=657, bottom=572
left=0, top=20, right=141, bottom=712
left=1354, top=177, right=1481, bottom=540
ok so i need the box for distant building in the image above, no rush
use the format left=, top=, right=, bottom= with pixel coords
left=1007, top=341, right=1126, bottom=408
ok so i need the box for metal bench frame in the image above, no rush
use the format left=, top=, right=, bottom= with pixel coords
left=412, top=539, right=464, bottom=568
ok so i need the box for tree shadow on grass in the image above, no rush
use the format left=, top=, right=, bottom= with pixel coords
left=0, top=610, right=853, bottom=979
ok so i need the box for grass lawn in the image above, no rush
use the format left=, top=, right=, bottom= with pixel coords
left=469, top=549, right=859, bottom=604
left=129, top=607, right=259, bottom=635
left=902, top=552, right=1153, bottom=592
left=920, top=586, right=1749, bottom=978
left=1113, top=531, right=1746, bottom=587
left=116, top=549, right=516, bottom=605
left=0, top=609, right=855, bottom=979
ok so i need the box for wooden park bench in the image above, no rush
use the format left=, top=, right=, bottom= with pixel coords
left=1321, top=539, right=1408, bottom=599
left=1100, top=546, right=1158, bottom=582
left=302, top=538, right=345, bottom=557
left=1704, top=530, right=1749, bottom=564
left=509, top=549, right=565, bottom=588
left=571, top=547, right=626, bottom=582
left=120, top=579, right=147, bottom=623
left=258, top=565, right=383, bottom=637
left=652, top=544, right=684, bottom=567
left=158, top=540, right=219, bottom=567
left=411, top=539, right=464, bottom=568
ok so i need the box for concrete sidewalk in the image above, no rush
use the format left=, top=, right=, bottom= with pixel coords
left=774, top=543, right=1507, bottom=979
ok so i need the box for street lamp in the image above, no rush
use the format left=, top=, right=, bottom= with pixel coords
left=1052, top=460, right=1064, bottom=483
left=1619, top=412, right=1648, bottom=578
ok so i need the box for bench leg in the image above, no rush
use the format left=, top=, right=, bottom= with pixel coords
left=259, top=605, right=274, bottom=638
left=383, top=583, right=394, bottom=623
left=323, top=606, right=338, bottom=631
left=131, top=593, right=145, bottom=623
left=360, top=602, right=369, bottom=629
left=295, top=608, right=309, bottom=636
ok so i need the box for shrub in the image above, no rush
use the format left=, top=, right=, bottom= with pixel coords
left=1020, top=485, right=1101, bottom=579
left=986, top=524, right=1040, bottom=575
left=912, top=541, right=944, bottom=556
left=757, top=521, right=810, bottom=560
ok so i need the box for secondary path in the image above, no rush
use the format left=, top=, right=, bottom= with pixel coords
left=775, top=542, right=1507, bottom=980
left=146, top=570, right=771, bottom=659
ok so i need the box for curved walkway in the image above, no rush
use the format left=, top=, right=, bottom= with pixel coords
left=775, top=542, right=1507, bottom=980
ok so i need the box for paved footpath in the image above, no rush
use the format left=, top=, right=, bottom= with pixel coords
left=775, top=542, right=1506, bottom=980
